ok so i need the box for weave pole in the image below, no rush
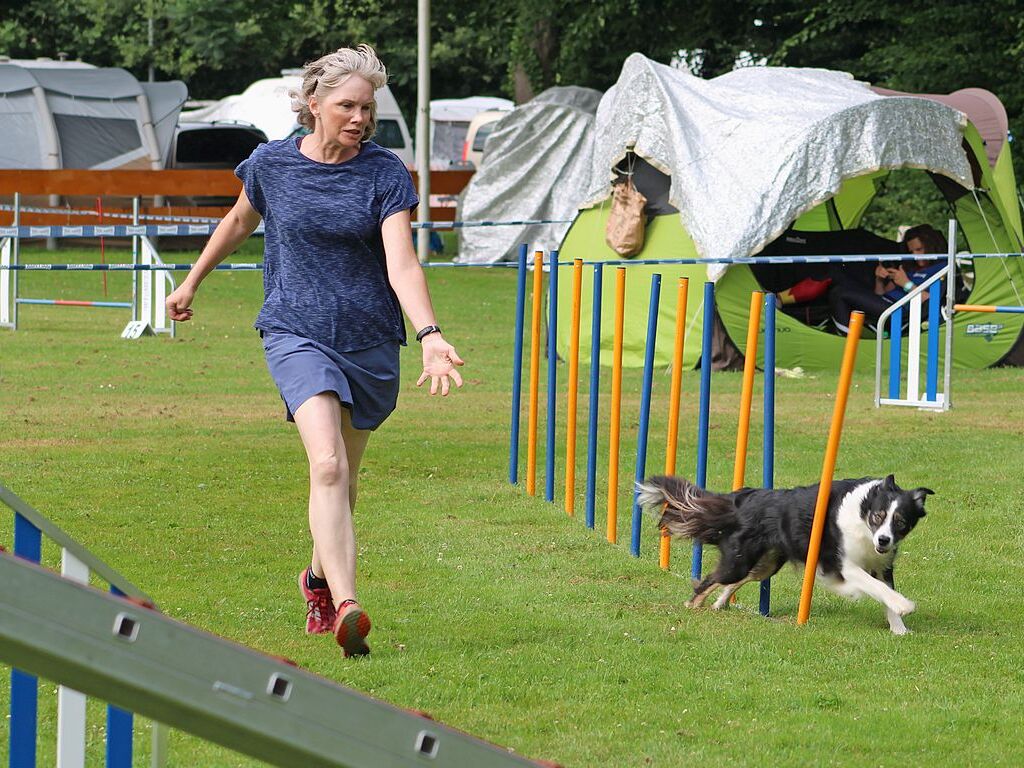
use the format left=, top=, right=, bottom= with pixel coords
left=631, top=273, right=661, bottom=557
left=733, top=291, right=764, bottom=491
left=797, top=310, right=865, bottom=625
left=759, top=293, right=777, bottom=616
left=606, top=267, right=626, bottom=544
left=545, top=251, right=559, bottom=503
left=508, top=244, right=529, bottom=485
left=660, top=277, right=689, bottom=569
left=584, top=264, right=604, bottom=530
left=729, top=290, right=763, bottom=604
left=526, top=251, right=543, bottom=497
left=564, top=259, right=584, bottom=516
left=692, top=281, right=715, bottom=580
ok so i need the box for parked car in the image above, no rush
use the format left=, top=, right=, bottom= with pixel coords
left=166, top=121, right=267, bottom=205
left=461, top=109, right=509, bottom=168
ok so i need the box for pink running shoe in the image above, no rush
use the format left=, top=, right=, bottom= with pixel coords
left=298, top=567, right=336, bottom=635
left=334, top=599, right=371, bottom=658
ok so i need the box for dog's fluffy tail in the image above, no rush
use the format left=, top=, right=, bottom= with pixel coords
left=636, top=475, right=738, bottom=545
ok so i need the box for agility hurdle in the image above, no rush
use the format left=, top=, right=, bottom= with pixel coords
left=0, top=195, right=177, bottom=338
left=508, top=254, right=779, bottom=615
left=0, top=484, right=166, bottom=768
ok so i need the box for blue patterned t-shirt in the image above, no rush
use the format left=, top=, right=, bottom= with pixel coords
left=235, top=138, right=418, bottom=351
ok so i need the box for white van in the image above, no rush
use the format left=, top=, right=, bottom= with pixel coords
left=179, top=71, right=415, bottom=167
left=424, top=96, right=513, bottom=169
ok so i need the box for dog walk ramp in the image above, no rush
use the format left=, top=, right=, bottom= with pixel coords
left=0, top=550, right=551, bottom=768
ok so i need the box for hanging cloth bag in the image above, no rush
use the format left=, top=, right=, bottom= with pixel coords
left=605, top=176, right=648, bottom=257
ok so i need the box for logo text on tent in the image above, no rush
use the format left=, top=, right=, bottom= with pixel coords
left=965, top=323, right=1004, bottom=341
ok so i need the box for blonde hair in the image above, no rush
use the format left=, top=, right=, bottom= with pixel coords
left=291, top=44, right=388, bottom=140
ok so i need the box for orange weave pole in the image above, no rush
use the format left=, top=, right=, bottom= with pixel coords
left=564, top=259, right=584, bottom=516
left=606, top=267, right=627, bottom=543
left=526, top=251, right=544, bottom=497
left=660, top=277, right=689, bottom=569
left=733, top=291, right=764, bottom=491
left=797, top=310, right=865, bottom=625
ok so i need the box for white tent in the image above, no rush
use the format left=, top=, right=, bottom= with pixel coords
left=0, top=63, right=186, bottom=170
left=181, top=75, right=415, bottom=166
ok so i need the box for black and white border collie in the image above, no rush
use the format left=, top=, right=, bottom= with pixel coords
left=637, top=475, right=932, bottom=634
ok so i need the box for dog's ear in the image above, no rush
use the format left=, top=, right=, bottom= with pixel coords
left=911, top=487, right=934, bottom=513
left=882, top=474, right=897, bottom=491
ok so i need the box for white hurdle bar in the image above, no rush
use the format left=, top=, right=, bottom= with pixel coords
left=874, top=219, right=957, bottom=411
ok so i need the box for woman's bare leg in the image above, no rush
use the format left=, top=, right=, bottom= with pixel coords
left=292, top=394, right=372, bottom=608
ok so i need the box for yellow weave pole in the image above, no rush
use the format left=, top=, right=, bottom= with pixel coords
left=526, top=251, right=544, bottom=497
left=660, top=277, right=689, bottom=569
left=607, top=267, right=626, bottom=543
left=797, top=310, right=865, bottom=625
left=564, top=258, right=584, bottom=516
left=729, top=290, right=763, bottom=602
left=733, top=291, right=764, bottom=491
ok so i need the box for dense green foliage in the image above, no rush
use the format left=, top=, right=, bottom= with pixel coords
left=2, top=245, right=1023, bottom=766
left=3, top=2, right=1020, bottom=133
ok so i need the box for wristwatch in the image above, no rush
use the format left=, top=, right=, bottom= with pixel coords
left=416, top=324, right=442, bottom=342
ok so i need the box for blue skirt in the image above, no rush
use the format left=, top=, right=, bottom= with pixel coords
left=262, top=332, right=400, bottom=430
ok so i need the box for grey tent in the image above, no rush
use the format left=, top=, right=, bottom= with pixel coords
left=0, top=63, right=187, bottom=170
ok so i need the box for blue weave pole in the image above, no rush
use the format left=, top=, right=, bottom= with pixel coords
left=585, top=264, right=604, bottom=530
left=545, top=252, right=559, bottom=503
left=692, top=281, right=715, bottom=580
left=106, top=586, right=133, bottom=768
left=926, top=283, right=941, bottom=402
left=10, top=514, right=42, bottom=768
left=631, top=274, right=661, bottom=556
left=888, top=306, right=904, bottom=399
left=759, top=293, right=777, bottom=616
left=509, top=244, right=528, bottom=484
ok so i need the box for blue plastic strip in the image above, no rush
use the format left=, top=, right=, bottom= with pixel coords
left=760, top=294, right=777, bottom=616
left=11, top=514, right=42, bottom=768
left=631, top=274, right=661, bottom=557
left=106, top=586, right=134, bottom=768
left=585, top=264, right=604, bottom=530
left=545, top=252, right=558, bottom=503
left=509, top=244, right=528, bottom=484
left=888, top=306, right=903, bottom=399
left=692, top=282, right=715, bottom=580
left=926, top=283, right=940, bottom=401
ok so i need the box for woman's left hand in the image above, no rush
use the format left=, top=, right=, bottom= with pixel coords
left=416, top=335, right=465, bottom=396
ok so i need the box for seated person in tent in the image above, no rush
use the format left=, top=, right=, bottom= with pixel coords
left=828, top=224, right=948, bottom=334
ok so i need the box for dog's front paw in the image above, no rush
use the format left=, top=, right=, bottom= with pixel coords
left=890, top=594, right=916, bottom=616
left=684, top=598, right=697, bottom=609
left=889, top=623, right=911, bottom=636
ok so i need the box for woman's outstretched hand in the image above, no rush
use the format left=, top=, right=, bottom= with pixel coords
left=416, top=334, right=465, bottom=396
left=166, top=283, right=196, bottom=321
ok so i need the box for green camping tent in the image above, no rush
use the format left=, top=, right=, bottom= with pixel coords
left=555, top=59, right=1024, bottom=371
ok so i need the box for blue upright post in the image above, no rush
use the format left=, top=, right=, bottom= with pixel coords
left=585, top=264, right=604, bottom=529
left=106, top=587, right=134, bottom=768
left=11, top=513, right=42, bottom=768
left=759, top=294, right=776, bottom=616
left=692, top=281, right=715, bottom=580
left=545, top=251, right=559, bottom=502
left=888, top=306, right=903, bottom=399
left=926, top=283, right=940, bottom=402
left=631, top=274, right=661, bottom=557
left=509, top=243, right=528, bottom=484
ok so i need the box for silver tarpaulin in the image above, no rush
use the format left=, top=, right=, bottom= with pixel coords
left=457, top=86, right=601, bottom=264
left=458, top=54, right=973, bottom=267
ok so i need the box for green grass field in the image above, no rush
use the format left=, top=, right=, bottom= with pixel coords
left=2, top=242, right=1023, bottom=767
